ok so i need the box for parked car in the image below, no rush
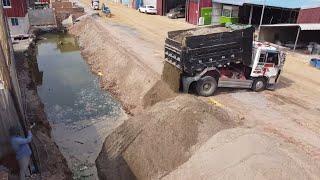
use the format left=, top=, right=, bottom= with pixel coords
left=91, top=0, right=99, bottom=10
left=138, top=5, right=157, bottom=14
left=167, top=6, right=185, bottom=19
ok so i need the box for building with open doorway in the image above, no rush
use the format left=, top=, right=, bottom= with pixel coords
left=2, top=0, right=30, bottom=37
left=157, top=0, right=185, bottom=15
left=259, top=24, right=320, bottom=54
left=211, top=0, right=320, bottom=26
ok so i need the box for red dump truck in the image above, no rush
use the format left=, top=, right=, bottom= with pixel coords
left=165, top=25, right=286, bottom=96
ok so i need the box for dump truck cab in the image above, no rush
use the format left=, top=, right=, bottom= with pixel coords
left=250, top=42, right=285, bottom=81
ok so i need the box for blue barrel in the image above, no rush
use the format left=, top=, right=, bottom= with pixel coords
left=310, top=58, right=320, bottom=69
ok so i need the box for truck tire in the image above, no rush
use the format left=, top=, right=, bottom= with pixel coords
left=252, top=78, right=266, bottom=92
left=196, top=76, right=217, bottom=97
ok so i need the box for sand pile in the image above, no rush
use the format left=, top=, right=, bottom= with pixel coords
left=163, top=128, right=320, bottom=180
left=96, top=95, right=237, bottom=180
left=171, top=27, right=230, bottom=43
left=69, top=17, right=176, bottom=114
left=161, top=61, right=182, bottom=92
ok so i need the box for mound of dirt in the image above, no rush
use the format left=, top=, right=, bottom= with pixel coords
left=142, top=80, right=177, bottom=107
left=69, top=17, right=175, bottom=114
left=163, top=128, right=320, bottom=180
left=172, top=27, right=230, bottom=43
left=96, top=95, right=237, bottom=180
left=161, top=61, right=182, bottom=92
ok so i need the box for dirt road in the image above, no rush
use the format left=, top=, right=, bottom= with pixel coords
left=71, top=1, right=320, bottom=178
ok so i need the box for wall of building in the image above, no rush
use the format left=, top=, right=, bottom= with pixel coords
left=0, top=2, right=26, bottom=158
left=7, top=14, right=30, bottom=36
left=3, top=0, right=28, bottom=17
left=186, top=0, right=212, bottom=24
left=29, top=8, right=56, bottom=26
left=143, top=0, right=156, bottom=7
left=297, top=7, right=320, bottom=23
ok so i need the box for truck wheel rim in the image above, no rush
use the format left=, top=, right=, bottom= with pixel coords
left=203, top=83, right=212, bottom=91
left=256, top=81, right=264, bottom=90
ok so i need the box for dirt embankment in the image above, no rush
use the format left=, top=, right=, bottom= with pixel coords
left=96, top=95, right=238, bottom=180
left=69, top=16, right=176, bottom=115
left=14, top=40, right=72, bottom=179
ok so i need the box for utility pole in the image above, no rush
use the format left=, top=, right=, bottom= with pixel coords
left=257, top=0, right=266, bottom=40
left=197, top=0, right=200, bottom=25
left=249, top=5, right=253, bottom=25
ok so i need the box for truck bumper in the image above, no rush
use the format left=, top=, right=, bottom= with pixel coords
left=266, top=76, right=278, bottom=90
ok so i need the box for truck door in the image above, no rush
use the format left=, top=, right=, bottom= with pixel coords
left=264, top=51, right=280, bottom=78
left=251, top=50, right=266, bottom=77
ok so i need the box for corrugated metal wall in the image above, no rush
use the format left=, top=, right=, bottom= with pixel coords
left=3, top=0, right=28, bottom=17
left=186, top=0, right=212, bottom=24
left=297, top=7, right=320, bottom=23
left=156, top=0, right=163, bottom=15
left=0, top=2, right=26, bottom=158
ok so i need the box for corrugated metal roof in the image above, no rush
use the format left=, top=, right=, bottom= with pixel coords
left=261, top=23, right=320, bottom=30
left=212, top=0, right=320, bottom=9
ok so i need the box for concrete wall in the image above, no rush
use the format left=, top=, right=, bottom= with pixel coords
left=7, top=14, right=30, bottom=36
left=0, top=2, right=26, bottom=158
left=29, top=8, right=56, bottom=26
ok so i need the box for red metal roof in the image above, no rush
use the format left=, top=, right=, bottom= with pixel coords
left=297, top=7, right=320, bottom=23
left=4, top=0, right=28, bottom=17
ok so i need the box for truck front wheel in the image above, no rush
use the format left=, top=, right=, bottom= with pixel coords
left=252, top=78, right=266, bottom=92
left=196, top=76, right=217, bottom=97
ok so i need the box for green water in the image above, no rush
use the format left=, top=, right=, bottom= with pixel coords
left=36, top=33, right=121, bottom=124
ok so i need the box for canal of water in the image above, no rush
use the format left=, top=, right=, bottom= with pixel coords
left=36, top=33, right=126, bottom=179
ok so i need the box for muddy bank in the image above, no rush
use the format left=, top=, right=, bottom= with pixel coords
left=96, top=95, right=238, bottom=179
left=14, top=39, right=72, bottom=179
left=69, top=16, right=176, bottom=115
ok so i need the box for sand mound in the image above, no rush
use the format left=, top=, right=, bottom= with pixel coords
left=163, top=128, right=320, bottom=180
left=142, top=80, right=177, bottom=107
left=161, top=61, right=182, bottom=92
left=172, top=27, right=230, bottom=43
left=95, top=95, right=237, bottom=180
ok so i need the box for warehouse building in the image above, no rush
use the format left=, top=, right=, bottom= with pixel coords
left=210, top=0, right=320, bottom=25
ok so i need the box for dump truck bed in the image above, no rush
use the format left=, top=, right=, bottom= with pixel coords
left=165, top=25, right=255, bottom=76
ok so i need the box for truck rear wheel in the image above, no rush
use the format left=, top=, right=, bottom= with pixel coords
left=196, top=76, right=217, bottom=97
left=252, top=78, right=266, bottom=92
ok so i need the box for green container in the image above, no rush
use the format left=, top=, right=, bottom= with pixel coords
left=201, top=7, right=212, bottom=25
left=219, top=16, right=239, bottom=25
